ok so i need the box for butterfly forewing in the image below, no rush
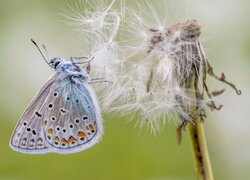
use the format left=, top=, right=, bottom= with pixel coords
left=9, top=73, right=59, bottom=154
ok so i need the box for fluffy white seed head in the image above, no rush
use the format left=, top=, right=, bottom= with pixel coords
left=63, top=1, right=215, bottom=133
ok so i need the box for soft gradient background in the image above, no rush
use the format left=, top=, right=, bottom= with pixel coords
left=0, top=0, right=249, bottom=179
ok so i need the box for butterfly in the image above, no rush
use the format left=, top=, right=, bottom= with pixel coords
left=9, top=39, right=103, bottom=154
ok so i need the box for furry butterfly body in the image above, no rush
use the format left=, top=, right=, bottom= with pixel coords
left=10, top=57, right=103, bottom=154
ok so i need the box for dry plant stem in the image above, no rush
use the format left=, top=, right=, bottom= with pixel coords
left=188, top=119, right=214, bottom=180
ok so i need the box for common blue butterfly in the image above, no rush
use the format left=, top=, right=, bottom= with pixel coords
left=9, top=40, right=103, bottom=154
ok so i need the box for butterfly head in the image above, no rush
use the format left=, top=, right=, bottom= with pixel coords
left=49, top=57, right=64, bottom=69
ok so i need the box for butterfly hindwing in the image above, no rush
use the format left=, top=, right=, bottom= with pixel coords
left=42, top=76, right=102, bottom=154
left=9, top=73, right=59, bottom=154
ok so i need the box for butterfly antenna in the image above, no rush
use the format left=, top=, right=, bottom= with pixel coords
left=42, top=44, right=50, bottom=60
left=31, top=39, right=52, bottom=67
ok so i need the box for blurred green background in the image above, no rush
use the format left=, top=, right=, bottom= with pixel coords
left=0, top=0, right=250, bottom=179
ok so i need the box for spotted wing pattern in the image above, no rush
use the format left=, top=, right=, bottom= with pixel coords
left=10, top=70, right=102, bottom=154
left=42, top=77, right=101, bottom=154
left=9, top=74, right=58, bottom=154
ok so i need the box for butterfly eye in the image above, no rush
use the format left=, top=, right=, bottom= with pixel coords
left=54, top=61, right=60, bottom=68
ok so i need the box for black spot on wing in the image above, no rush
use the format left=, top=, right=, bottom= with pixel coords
left=60, top=108, right=67, bottom=114
left=35, top=111, right=42, bottom=117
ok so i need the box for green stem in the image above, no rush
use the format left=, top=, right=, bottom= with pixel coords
left=188, top=119, right=214, bottom=180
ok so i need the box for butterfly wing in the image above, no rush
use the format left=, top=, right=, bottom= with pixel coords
left=9, top=73, right=59, bottom=154
left=42, top=76, right=103, bottom=154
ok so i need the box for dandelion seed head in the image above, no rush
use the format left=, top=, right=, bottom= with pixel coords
left=99, top=12, right=210, bottom=131
left=62, top=1, right=227, bottom=133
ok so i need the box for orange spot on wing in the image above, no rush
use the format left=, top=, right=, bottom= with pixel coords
left=43, top=121, right=47, bottom=126
left=54, top=136, right=59, bottom=142
left=78, top=131, right=86, bottom=138
left=61, top=138, right=68, bottom=144
left=48, top=129, right=53, bottom=134
left=89, top=124, right=95, bottom=130
left=86, top=126, right=90, bottom=130
left=68, top=136, right=77, bottom=143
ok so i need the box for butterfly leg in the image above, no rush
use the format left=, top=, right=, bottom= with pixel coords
left=89, top=79, right=113, bottom=84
